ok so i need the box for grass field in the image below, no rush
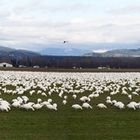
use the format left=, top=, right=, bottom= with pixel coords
left=0, top=90, right=140, bottom=140
left=0, top=72, right=140, bottom=140
left=0, top=106, right=140, bottom=140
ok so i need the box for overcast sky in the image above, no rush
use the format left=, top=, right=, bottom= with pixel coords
left=0, top=0, right=140, bottom=51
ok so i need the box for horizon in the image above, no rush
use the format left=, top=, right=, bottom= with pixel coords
left=1, top=43, right=140, bottom=54
left=0, top=0, right=140, bottom=52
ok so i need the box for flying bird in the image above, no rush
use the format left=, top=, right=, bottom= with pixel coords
left=63, top=41, right=68, bottom=44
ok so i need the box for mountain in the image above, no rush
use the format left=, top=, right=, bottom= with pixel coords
left=40, top=47, right=90, bottom=56
left=0, top=46, right=40, bottom=57
left=84, top=48, right=140, bottom=57
left=1, top=44, right=140, bottom=58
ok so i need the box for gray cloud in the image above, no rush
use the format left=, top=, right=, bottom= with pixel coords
left=0, top=0, right=140, bottom=50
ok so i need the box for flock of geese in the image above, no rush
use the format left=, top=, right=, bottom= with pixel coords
left=0, top=71, right=140, bottom=112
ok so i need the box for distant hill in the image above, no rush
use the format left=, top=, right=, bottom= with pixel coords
left=0, top=46, right=40, bottom=57
left=1, top=45, right=140, bottom=58
left=40, top=47, right=90, bottom=56
left=1, top=45, right=140, bottom=68
left=84, top=48, right=140, bottom=57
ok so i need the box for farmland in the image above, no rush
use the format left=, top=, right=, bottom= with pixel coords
left=0, top=71, right=140, bottom=140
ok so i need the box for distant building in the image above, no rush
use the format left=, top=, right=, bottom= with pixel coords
left=19, top=65, right=26, bottom=68
left=98, top=66, right=110, bottom=70
left=0, top=62, right=13, bottom=67
left=33, top=65, right=40, bottom=68
left=98, top=67, right=104, bottom=70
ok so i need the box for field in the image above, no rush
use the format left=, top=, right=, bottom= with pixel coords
left=2, top=67, right=140, bottom=72
left=0, top=71, right=140, bottom=140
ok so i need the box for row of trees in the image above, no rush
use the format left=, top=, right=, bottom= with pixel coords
left=6, top=56, right=140, bottom=68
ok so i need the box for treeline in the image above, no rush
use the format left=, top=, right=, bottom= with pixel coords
left=5, top=56, right=140, bottom=68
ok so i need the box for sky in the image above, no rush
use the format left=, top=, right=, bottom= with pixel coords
left=0, top=0, right=140, bottom=51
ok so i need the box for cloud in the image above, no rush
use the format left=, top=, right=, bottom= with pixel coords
left=108, top=5, right=140, bottom=15
left=93, top=49, right=108, bottom=53
left=40, top=3, right=94, bottom=13
left=1, top=16, right=140, bottom=47
left=0, top=0, right=140, bottom=51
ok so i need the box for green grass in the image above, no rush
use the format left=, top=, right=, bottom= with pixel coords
left=0, top=70, right=140, bottom=140
left=0, top=85, right=140, bottom=140
left=0, top=109, right=140, bottom=140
